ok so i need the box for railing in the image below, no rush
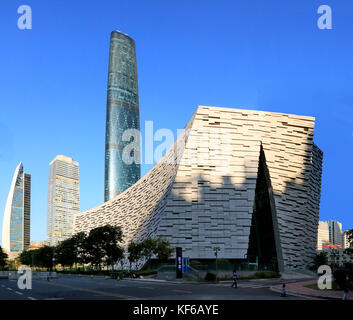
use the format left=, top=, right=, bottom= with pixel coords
left=0, top=271, right=58, bottom=279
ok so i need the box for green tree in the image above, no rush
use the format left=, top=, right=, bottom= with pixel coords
left=128, top=242, right=144, bottom=270
left=85, top=225, right=123, bottom=270
left=141, top=238, right=157, bottom=269
left=72, top=232, right=88, bottom=266
left=56, top=238, right=77, bottom=268
left=0, top=246, right=8, bottom=270
left=154, top=237, right=173, bottom=260
left=105, top=245, right=124, bottom=270
left=311, top=251, right=328, bottom=271
left=35, top=246, right=55, bottom=269
left=19, top=250, right=33, bottom=266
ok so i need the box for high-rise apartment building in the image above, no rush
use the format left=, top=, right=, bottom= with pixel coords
left=1, top=162, right=31, bottom=259
left=47, top=155, right=80, bottom=246
left=327, top=220, right=343, bottom=247
left=317, top=220, right=343, bottom=249
left=104, top=30, right=141, bottom=202
left=317, top=221, right=330, bottom=250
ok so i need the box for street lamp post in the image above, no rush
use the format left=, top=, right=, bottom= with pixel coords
left=213, top=247, right=221, bottom=281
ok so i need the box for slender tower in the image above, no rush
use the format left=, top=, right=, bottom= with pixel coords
left=104, top=31, right=141, bottom=202
left=2, top=162, right=31, bottom=259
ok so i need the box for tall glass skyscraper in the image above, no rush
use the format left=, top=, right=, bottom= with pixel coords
left=1, top=162, right=31, bottom=259
left=47, top=155, right=80, bottom=246
left=104, top=30, right=141, bottom=202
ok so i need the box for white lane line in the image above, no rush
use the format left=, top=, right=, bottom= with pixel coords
left=28, top=297, right=37, bottom=300
left=7, top=287, right=14, bottom=291
left=172, top=289, right=192, bottom=294
left=15, top=291, right=23, bottom=295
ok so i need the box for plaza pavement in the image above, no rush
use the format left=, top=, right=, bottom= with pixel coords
left=271, top=279, right=352, bottom=300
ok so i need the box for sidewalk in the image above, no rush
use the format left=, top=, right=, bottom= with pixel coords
left=271, top=280, right=352, bottom=300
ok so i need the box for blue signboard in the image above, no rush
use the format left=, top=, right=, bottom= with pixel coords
left=183, top=257, right=189, bottom=273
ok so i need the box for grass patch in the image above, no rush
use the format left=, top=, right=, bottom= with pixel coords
left=136, top=269, right=157, bottom=276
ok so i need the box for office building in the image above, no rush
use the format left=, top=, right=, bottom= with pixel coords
left=104, top=30, right=141, bottom=202
left=1, top=162, right=31, bottom=259
left=342, top=230, right=352, bottom=249
left=317, top=221, right=330, bottom=250
left=317, top=220, right=344, bottom=249
left=47, top=155, right=80, bottom=246
left=74, top=106, right=323, bottom=271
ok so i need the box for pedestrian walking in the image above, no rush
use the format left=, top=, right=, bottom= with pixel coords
left=231, top=270, right=238, bottom=288
left=343, top=288, right=349, bottom=300
left=280, top=283, right=287, bottom=297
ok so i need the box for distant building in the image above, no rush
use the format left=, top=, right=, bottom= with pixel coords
left=1, top=162, right=31, bottom=259
left=342, top=230, right=352, bottom=249
left=47, top=155, right=80, bottom=246
left=28, top=240, right=49, bottom=250
left=317, top=220, right=343, bottom=250
left=104, top=30, right=141, bottom=202
left=317, top=221, right=330, bottom=250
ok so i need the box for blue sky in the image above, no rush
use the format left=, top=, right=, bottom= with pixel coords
left=0, top=0, right=352, bottom=243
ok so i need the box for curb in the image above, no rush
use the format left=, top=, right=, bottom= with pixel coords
left=270, top=286, right=342, bottom=300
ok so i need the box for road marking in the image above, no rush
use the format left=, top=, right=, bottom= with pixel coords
left=28, top=297, right=37, bottom=300
left=138, top=286, right=153, bottom=289
left=172, top=289, right=192, bottom=294
left=7, top=287, right=13, bottom=291
left=41, top=280, right=138, bottom=300
left=15, top=291, right=23, bottom=295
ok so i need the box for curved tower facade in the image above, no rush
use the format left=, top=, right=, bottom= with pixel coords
left=2, top=162, right=31, bottom=259
left=104, top=30, right=140, bottom=202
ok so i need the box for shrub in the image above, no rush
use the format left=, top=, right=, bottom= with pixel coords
left=204, top=272, right=217, bottom=282
left=254, top=271, right=281, bottom=279
left=334, top=269, right=348, bottom=290
left=217, top=275, right=233, bottom=281
left=136, top=269, right=157, bottom=276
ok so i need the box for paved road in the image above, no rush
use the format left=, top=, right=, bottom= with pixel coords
left=0, top=276, right=311, bottom=300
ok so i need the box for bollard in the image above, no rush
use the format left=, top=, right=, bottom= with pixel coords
left=280, top=283, right=287, bottom=297
left=343, top=288, right=349, bottom=300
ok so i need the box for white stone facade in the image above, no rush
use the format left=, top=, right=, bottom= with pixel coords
left=74, top=106, right=323, bottom=270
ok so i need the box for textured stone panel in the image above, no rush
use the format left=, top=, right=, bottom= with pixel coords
left=74, top=106, right=323, bottom=270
